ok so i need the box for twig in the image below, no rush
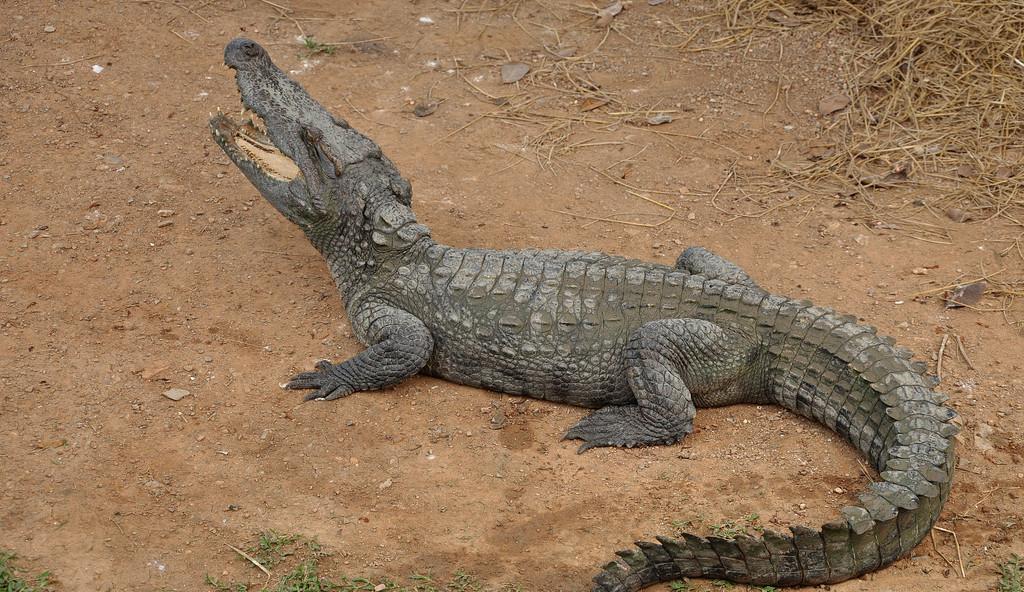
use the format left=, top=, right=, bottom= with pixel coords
left=932, top=527, right=966, bottom=578
left=936, top=333, right=949, bottom=381
left=929, top=529, right=957, bottom=573
left=227, top=543, right=272, bottom=577
left=587, top=165, right=677, bottom=196
left=320, top=36, right=394, bottom=46
left=954, top=335, right=975, bottom=370
left=21, top=54, right=103, bottom=68
left=110, top=517, right=137, bottom=547
left=551, top=209, right=674, bottom=228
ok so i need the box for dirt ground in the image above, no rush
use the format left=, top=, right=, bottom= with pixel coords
left=1, top=1, right=1022, bottom=590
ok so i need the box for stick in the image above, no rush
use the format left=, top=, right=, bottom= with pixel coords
left=932, top=527, right=966, bottom=578
left=954, top=335, right=975, bottom=370
left=227, top=543, right=272, bottom=577
left=21, top=54, right=103, bottom=68
left=937, top=333, right=949, bottom=381
left=929, top=529, right=957, bottom=572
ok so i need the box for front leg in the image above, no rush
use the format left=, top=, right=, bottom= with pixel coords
left=285, top=302, right=434, bottom=401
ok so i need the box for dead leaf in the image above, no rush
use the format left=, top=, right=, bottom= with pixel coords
left=34, top=438, right=67, bottom=450
left=818, top=93, right=851, bottom=116
left=596, top=1, right=622, bottom=26
left=856, top=161, right=910, bottom=188
left=945, top=281, right=986, bottom=308
left=805, top=144, right=834, bottom=161
left=580, top=97, right=609, bottom=112
left=994, top=165, right=1015, bottom=179
left=500, top=63, right=530, bottom=84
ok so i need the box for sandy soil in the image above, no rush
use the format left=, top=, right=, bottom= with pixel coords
left=1, top=1, right=1022, bottom=590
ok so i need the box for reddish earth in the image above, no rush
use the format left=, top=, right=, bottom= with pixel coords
left=1, top=1, right=1021, bottom=590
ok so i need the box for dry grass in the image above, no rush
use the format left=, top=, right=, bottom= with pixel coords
left=725, top=0, right=1024, bottom=225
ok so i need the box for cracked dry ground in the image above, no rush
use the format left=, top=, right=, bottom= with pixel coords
left=1, top=1, right=1021, bottom=591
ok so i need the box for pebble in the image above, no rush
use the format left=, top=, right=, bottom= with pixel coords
left=157, top=220, right=173, bottom=228
left=946, top=208, right=968, bottom=223
left=378, top=478, right=393, bottom=490
left=157, top=209, right=175, bottom=217
left=834, top=487, right=845, bottom=494
left=162, top=388, right=190, bottom=401
left=501, top=63, right=530, bottom=84
left=43, top=25, right=56, bottom=33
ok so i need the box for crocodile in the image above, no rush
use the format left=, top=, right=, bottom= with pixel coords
left=209, top=38, right=958, bottom=590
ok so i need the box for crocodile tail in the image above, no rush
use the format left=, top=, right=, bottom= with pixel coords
left=591, top=288, right=958, bottom=591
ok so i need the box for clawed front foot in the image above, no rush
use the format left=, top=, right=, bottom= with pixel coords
left=562, top=405, right=692, bottom=453
left=285, top=360, right=354, bottom=401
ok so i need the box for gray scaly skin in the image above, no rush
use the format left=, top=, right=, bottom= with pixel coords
left=209, top=38, right=958, bottom=590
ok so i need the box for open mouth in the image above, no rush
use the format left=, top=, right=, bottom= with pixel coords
left=210, top=107, right=301, bottom=182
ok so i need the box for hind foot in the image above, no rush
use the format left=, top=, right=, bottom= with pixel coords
left=563, top=405, right=693, bottom=453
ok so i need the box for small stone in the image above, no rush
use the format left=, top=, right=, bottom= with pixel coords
left=162, top=388, right=190, bottom=401
left=489, top=407, right=507, bottom=429
left=818, top=93, right=851, bottom=116
left=374, top=585, right=387, bottom=592
left=945, top=208, right=968, bottom=223
left=500, top=63, right=530, bottom=84
left=595, top=1, right=623, bottom=25
left=955, top=164, right=977, bottom=178
left=378, top=478, right=393, bottom=490
left=911, top=267, right=928, bottom=275
left=412, top=99, right=438, bottom=117
left=157, top=220, right=174, bottom=228
left=43, top=25, right=56, bottom=33
left=834, top=487, right=845, bottom=494
left=157, top=209, right=175, bottom=217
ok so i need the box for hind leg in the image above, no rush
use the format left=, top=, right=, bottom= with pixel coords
left=676, top=246, right=762, bottom=291
left=564, top=318, right=758, bottom=452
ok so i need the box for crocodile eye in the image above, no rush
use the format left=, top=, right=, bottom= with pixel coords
left=302, top=127, right=323, bottom=142
left=242, top=42, right=261, bottom=58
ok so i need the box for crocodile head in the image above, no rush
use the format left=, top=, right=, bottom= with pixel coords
left=209, top=38, right=398, bottom=227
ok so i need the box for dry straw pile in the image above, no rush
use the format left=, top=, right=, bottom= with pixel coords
left=735, top=0, right=1024, bottom=224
